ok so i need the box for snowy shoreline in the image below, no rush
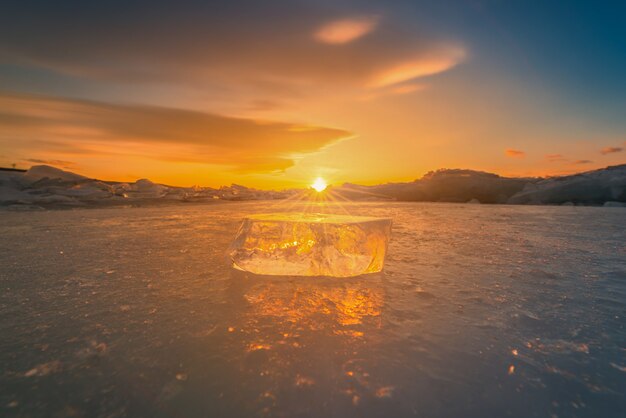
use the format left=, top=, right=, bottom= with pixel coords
left=1, top=164, right=625, bottom=210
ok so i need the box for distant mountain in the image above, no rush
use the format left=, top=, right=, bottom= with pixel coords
left=507, top=164, right=626, bottom=205
left=337, top=169, right=533, bottom=204
left=1, top=164, right=625, bottom=210
left=335, top=165, right=626, bottom=206
left=0, top=165, right=294, bottom=210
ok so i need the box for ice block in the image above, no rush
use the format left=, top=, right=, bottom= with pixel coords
left=229, top=213, right=392, bottom=277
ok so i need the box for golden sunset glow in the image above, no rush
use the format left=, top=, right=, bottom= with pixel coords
left=311, top=177, right=328, bottom=192
left=1, top=3, right=625, bottom=416
left=0, top=1, right=623, bottom=188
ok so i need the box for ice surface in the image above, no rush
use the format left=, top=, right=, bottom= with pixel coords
left=229, top=213, right=392, bottom=277
left=0, top=202, right=625, bottom=417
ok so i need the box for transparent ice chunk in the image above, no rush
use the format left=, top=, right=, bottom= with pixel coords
left=229, top=213, right=392, bottom=277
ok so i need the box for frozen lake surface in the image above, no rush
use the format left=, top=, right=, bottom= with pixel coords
left=1, top=202, right=624, bottom=418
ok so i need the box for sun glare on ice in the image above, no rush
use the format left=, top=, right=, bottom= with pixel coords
left=311, top=177, right=327, bottom=192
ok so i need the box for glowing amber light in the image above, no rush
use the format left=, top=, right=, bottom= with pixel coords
left=311, top=177, right=327, bottom=192
left=229, top=213, right=392, bottom=277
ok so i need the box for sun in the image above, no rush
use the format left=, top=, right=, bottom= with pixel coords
left=311, top=177, right=327, bottom=192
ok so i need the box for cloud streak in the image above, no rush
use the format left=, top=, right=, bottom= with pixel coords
left=0, top=93, right=352, bottom=172
left=367, top=45, right=466, bottom=88
left=23, top=158, right=76, bottom=168
left=314, top=16, right=379, bottom=45
left=600, top=146, right=623, bottom=155
left=546, top=154, right=566, bottom=162
left=0, top=1, right=466, bottom=100
left=505, top=149, right=525, bottom=158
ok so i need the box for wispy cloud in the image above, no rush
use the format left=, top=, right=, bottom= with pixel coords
left=367, top=46, right=466, bottom=88
left=23, top=158, right=76, bottom=168
left=390, top=83, right=427, bottom=95
left=246, top=99, right=283, bottom=112
left=0, top=1, right=466, bottom=103
left=0, top=93, right=352, bottom=172
left=546, top=154, right=566, bottom=162
left=314, top=16, right=379, bottom=45
left=573, top=159, right=593, bottom=164
left=505, top=149, right=525, bottom=158
left=358, top=83, right=427, bottom=101
left=600, top=146, right=623, bottom=155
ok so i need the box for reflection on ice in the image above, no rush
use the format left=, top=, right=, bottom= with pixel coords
left=238, top=272, right=382, bottom=332
left=227, top=269, right=390, bottom=415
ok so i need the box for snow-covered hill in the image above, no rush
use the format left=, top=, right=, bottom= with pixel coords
left=0, top=165, right=291, bottom=210
left=1, top=164, right=625, bottom=210
left=334, top=165, right=626, bottom=206
left=506, top=165, right=626, bottom=205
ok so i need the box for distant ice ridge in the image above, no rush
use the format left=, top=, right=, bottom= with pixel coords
left=506, top=165, right=626, bottom=205
left=336, top=165, right=626, bottom=206
left=0, top=165, right=293, bottom=210
left=1, top=164, right=625, bottom=210
left=21, top=165, right=88, bottom=184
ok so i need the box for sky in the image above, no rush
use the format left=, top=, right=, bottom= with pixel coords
left=1, top=0, right=625, bottom=188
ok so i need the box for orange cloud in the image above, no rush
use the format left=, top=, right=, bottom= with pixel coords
left=314, top=16, right=379, bottom=44
left=390, top=83, right=427, bottom=95
left=0, top=3, right=466, bottom=106
left=358, top=83, right=427, bottom=101
left=23, top=158, right=76, bottom=168
left=546, top=154, right=566, bottom=162
left=0, top=93, right=352, bottom=173
left=573, top=159, right=593, bottom=164
left=367, top=46, right=465, bottom=88
left=505, top=149, right=525, bottom=158
left=600, top=146, right=623, bottom=155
